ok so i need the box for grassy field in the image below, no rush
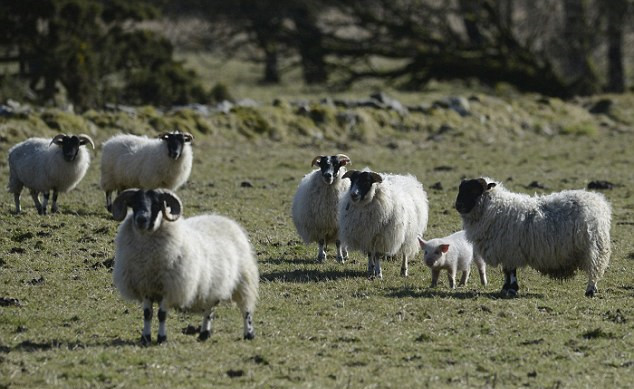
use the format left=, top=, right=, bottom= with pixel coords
left=1, top=87, right=633, bottom=388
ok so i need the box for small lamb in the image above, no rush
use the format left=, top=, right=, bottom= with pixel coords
left=418, top=231, right=487, bottom=288
left=112, top=189, right=258, bottom=344
left=8, top=134, right=94, bottom=214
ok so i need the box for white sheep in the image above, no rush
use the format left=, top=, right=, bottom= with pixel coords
left=455, top=177, right=611, bottom=297
left=7, top=134, right=94, bottom=214
left=100, top=131, right=193, bottom=211
left=339, top=170, right=428, bottom=279
left=418, top=230, right=487, bottom=288
left=291, top=154, right=351, bottom=262
left=111, top=188, right=259, bottom=344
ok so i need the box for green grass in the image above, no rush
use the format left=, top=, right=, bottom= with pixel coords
left=1, top=91, right=634, bottom=388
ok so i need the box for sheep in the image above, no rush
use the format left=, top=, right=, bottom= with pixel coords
left=7, top=134, right=94, bottom=215
left=111, top=188, right=259, bottom=344
left=339, top=170, right=428, bottom=279
left=455, top=177, right=611, bottom=297
left=417, top=230, right=487, bottom=288
left=291, top=154, right=351, bottom=262
left=100, top=131, right=193, bottom=212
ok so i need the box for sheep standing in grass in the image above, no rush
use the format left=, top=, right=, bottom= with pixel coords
left=100, top=131, right=193, bottom=212
left=455, top=177, right=611, bottom=297
left=112, top=189, right=259, bottom=344
left=292, top=154, right=351, bottom=262
left=418, top=231, right=487, bottom=288
left=339, top=170, right=428, bottom=279
left=8, top=134, right=94, bottom=214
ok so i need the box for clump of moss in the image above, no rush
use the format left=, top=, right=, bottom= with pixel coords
left=231, top=106, right=274, bottom=139
left=40, top=110, right=91, bottom=133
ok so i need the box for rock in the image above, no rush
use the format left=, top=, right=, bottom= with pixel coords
left=587, top=180, right=614, bottom=190
left=0, top=297, right=21, bottom=307
left=240, top=181, right=254, bottom=188
left=527, top=181, right=546, bottom=189
left=430, top=182, right=443, bottom=190
left=215, top=100, right=234, bottom=114
left=448, top=96, right=471, bottom=116
left=588, top=99, right=613, bottom=115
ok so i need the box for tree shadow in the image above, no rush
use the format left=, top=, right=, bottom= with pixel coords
left=260, top=257, right=318, bottom=266
left=261, top=268, right=367, bottom=283
left=385, top=287, right=544, bottom=300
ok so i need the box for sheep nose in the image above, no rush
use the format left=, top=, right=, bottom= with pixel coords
left=135, top=215, right=149, bottom=228
left=324, top=172, right=332, bottom=180
left=351, top=191, right=360, bottom=201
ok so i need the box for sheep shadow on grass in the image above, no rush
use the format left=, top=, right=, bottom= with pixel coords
left=261, top=268, right=367, bottom=283
left=1, top=338, right=139, bottom=353
left=385, top=287, right=544, bottom=300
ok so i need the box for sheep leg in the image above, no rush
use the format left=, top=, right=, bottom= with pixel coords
left=400, top=254, right=408, bottom=277
left=105, top=191, right=113, bottom=212
left=141, top=298, right=153, bottom=346
left=367, top=252, right=375, bottom=279
left=335, top=240, right=346, bottom=263
left=243, top=311, right=255, bottom=340
left=585, top=281, right=598, bottom=297
left=501, top=268, right=519, bottom=297
left=317, top=239, right=326, bottom=262
left=448, top=269, right=456, bottom=289
left=374, top=253, right=383, bottom=279
left=199, top=307, right=216, bottom=341
left=458, top=268, right=470, bottom=287
left=41, top=191, right=50, bottom=215
left=476, top=259, right=488, bottom=286
left=50, top=191, right=59, bottom=213
left=13, top=192, right=22, bottom=214
left=157, top=299, right=168, bottom=344
left=30, top=190, right=43, bottom=215
left=430, top=269, right=440, bottom=287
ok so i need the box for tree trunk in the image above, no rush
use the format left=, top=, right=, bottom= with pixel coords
left=459, top=0, right=484, bottom=46
left=292, top=7, right=327, bottom=84
left=261, top=42, right=280, bottom=84
left=562, top=0, right=601, bottom=95
left=605, top=0, right=627, bottom=93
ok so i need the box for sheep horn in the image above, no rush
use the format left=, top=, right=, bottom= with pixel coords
left=111, top=189, right=138, bottom=221
left=78, top=134, right=95, bottom=149
left=157, top=132, right=171, bottom=139
left=182, top=132, right=194, bottom=143
left=336, top=154, right=351, bottom=166
left=49, top=134, right=67, bottom=147
left=160, top=190, right=182, bottom=222
left=311, top=156, right=324, bottom=167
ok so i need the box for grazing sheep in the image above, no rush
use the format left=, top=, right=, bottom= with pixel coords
left=100, top=131, right=193, bottom=212
left=112, top=189, right=258, bottom=344
left=339, top=170, right=428, bottom=279
left=8, top=134, right=94, bottom=214
left=418, top=231, right=487, bottom=288
left=291, top=154, right=351, bottom=262
left=455, top=177, right=611, bottom=297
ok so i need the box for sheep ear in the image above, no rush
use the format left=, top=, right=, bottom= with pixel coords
left=342, top=170, right=357, bottom=180
left=160, top=190, right=182, bottom=222
left=417, top=236, right=425, bottom=249
left=487, top=182, right=497, bottom=190
left=50, top=134, right=66, bottom=147
left=78, top=134, right=95, bottom=149
left=440, top=244, right=450, bottom=253
left=182, top=132, right=194, bottom=143
left=112, top=189, right=137, bottom=221
left=337, top=154, right=351, bottom=166
left=311, top=156, right=323, bottom=167
left=370, top=172, right=383, bottom=184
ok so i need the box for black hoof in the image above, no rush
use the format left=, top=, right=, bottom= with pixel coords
left=106, top=205, right=112, bottom=213
left=198, top=330, right=211, bottom=341
left=140, top=334, right=151, bottom=346
left=157, top=334, right=167, bottom=344
left=585, top=288, right=597, bottom=297
left=244, top=332, right=255, bottom=340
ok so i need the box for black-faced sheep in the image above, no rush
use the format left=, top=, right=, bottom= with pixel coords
left=455, top=177, right=611, bottom=297
left=111, top=189, right=258, bottom=344
left=339, top=170, right=428, bottom=278
left=8, top=134, right=94, bottom=214
left=100, top=131, right=193, bottom=212
left=291, top=154, right=351, bottom=262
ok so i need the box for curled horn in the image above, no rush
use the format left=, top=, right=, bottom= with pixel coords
left=111, top=189, right=138, bottom=221
left=182, top=132, right=193, bottom=143
left=336, top=154, right=351, bottom=166
left=49, top=134, right=67, bottom=147
left=160, top=190, right=182, bottom=222
left=78, top=134, right=95, bottom=149
left=311, top=155, right=324, bottom=167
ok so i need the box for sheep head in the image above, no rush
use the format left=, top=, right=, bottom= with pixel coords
left=311, top=154, right=352, bottom=185
left=342, top=170, right=382, bottom=204
left=50, top=134, right=95, bottom=162
left=455, top=178, right=497, bottom=214
left=112, top=189, right=183, bottom=231
left=158, top=131, right=193, bottom=160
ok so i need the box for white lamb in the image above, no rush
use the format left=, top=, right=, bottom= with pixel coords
left=111, top=188, right=259, bottom=344
left=456, top=177, right=611, bottom=297
left=291, top=154, right=351, bottom=262
left=100, top=131, right=193, bottom=211
left=339, top=170, right=428, bottom=279
left=8, top=134, right=94, bottom=214
left=418, top=231, right=487, bottom=288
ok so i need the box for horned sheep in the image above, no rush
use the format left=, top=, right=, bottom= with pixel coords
left=455, top=177, right=611, bottom=297
left=111, top=189, right=259, bottom=344
left=8, top=134, right=94, bottom=214
left=418, top=230, right=487, bottom=288
left=100, top=131, right=193, bottom=212
left=291, top=154, right=351, bottom=262
left=338, top=170, right=428, bottom=279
